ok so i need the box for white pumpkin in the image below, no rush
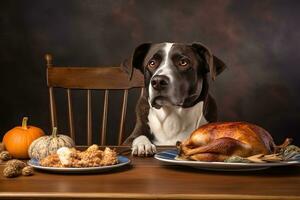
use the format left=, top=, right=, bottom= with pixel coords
left=28, top=127, right=75, bottom=160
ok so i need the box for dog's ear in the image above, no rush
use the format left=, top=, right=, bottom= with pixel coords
left=120, top=59, right=131, bottom=77
left=121, top=43, right=151, bottom=80
left=192, top=42, right=227, bottom=80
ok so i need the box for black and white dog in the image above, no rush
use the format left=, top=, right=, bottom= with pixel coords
left=123, top=42, right=227, bottom=156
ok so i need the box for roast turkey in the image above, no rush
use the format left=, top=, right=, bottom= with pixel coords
left=176, top=122, right=289, bottom=162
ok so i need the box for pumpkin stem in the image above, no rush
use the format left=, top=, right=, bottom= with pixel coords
left=52, top=127, right=58, bottom=137
left=22, top=117, right=28, bottom=129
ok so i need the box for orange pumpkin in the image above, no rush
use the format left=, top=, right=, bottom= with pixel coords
left=3, top=117, right=45, bottom=159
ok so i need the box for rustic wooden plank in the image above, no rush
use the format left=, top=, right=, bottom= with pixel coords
left=1, top=192, right=299, bottom=200
left=1, top=147, right=300, bottom=200
left=101, top=90, right=109, bottom=145
left=118, top=89, right=128, bottom=145
left=87, top=89, right=92, bottom=145
left=47, top=67, right=144, bottom=89
left=66, top=89, right=75, bottom=140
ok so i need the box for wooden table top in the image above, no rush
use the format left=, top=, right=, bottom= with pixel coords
left=0, top=146, right=300, bottom=200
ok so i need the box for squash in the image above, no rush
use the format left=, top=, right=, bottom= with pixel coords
left=28, top=127, right=75, bottom=160
left=3, top=117, right=45, bottom=159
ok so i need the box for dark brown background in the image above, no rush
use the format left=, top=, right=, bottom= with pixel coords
left=0, top=0, right=299, bottom=145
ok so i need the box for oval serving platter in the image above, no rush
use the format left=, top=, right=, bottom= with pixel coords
left=28, top=156, right=130, bottom=173
left=154, top=149, right=300, bottom=171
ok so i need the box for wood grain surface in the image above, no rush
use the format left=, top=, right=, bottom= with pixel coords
left=0, top=146, right=299, bottom=200
left=47, top=67, right=144, bottom=89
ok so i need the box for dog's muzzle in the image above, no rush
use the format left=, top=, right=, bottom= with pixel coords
left=150, top=75, right=173, bottom=109
left=151, top=75, right=170, bottom=91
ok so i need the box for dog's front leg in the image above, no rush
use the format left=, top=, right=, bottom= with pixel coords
left=132, top=135, right=157, bottom=156
left=123, top=117, right=157, bottom=156
left=123, top=95, right=156, bottom=156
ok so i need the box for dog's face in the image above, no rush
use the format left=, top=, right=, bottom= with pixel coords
left=124, top=42, right=226, bottom=109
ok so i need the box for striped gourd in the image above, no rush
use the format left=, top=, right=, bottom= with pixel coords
left=28, top=127, right=75, bottom=160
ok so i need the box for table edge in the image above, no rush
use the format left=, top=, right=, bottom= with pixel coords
left=0, top=192, right=299, bottom=200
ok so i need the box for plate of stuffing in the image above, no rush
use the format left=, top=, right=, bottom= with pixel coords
left=155, top=122, right=300, bottom=171
left=28, top=145, right=130, bottom=173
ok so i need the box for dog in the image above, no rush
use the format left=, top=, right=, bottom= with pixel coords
left=122, top=42, right=227, bottom=156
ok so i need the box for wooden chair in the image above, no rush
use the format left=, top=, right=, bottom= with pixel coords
left=45, top=54, right=144, bottom=145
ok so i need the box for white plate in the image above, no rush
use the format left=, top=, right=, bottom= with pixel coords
left=155, top=150, right=300, bottom=171
left=28, top=156, right=130, bottom=173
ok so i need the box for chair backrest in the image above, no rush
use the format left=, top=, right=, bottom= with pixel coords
left=45, top=54, right=144, bottom=145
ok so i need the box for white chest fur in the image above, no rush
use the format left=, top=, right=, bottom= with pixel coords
left=147, top=101, right=207, bottom=145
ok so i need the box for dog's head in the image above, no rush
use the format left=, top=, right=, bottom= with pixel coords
left=122, top=42, right=227, bottom=109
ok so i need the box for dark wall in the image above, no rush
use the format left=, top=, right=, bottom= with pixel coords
left=1, top=0, right=299, bottom=145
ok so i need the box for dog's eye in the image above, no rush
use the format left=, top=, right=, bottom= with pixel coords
left=179, top=59, right=189, bottom=67
left=148, top=60, right=157, bottom=68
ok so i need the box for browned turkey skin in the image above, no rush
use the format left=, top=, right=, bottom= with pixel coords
left=176, top=122, right=279, bottom=162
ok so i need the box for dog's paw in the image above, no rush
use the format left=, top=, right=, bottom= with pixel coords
left=131, top=135, right=157, bottom=156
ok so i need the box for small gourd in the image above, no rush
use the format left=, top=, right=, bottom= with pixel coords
left=28, top=127, right=75, bottom=160
left=3, top=117, right=45, bottom=159
left=22, top=166, right=34, bottom=176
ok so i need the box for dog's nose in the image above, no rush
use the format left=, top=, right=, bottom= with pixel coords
left=151, top=75, right=169, bottom=91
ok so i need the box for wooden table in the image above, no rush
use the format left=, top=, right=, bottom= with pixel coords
left=0, top=146, right=300, bottom=200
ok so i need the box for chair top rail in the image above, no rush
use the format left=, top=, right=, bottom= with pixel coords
left=47, top=66, right=144, bottom=89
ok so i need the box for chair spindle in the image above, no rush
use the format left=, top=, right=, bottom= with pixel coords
left=101, top=90, right=109, bottom=145
left=67, top=89, right=75, bottom=140
left=49, top=87, right=57, bottom=128
left=45, top=54, right=57, bottom=128
left=87, top=89, right=92, bottom=145
left=118, top=89, right=128, bottom=145
left=140, top=87, right=145, bottom=98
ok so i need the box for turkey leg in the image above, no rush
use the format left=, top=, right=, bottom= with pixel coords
left=179, top=137, right=251, bottom=157
left=189, top=153, right=229, bottom=162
